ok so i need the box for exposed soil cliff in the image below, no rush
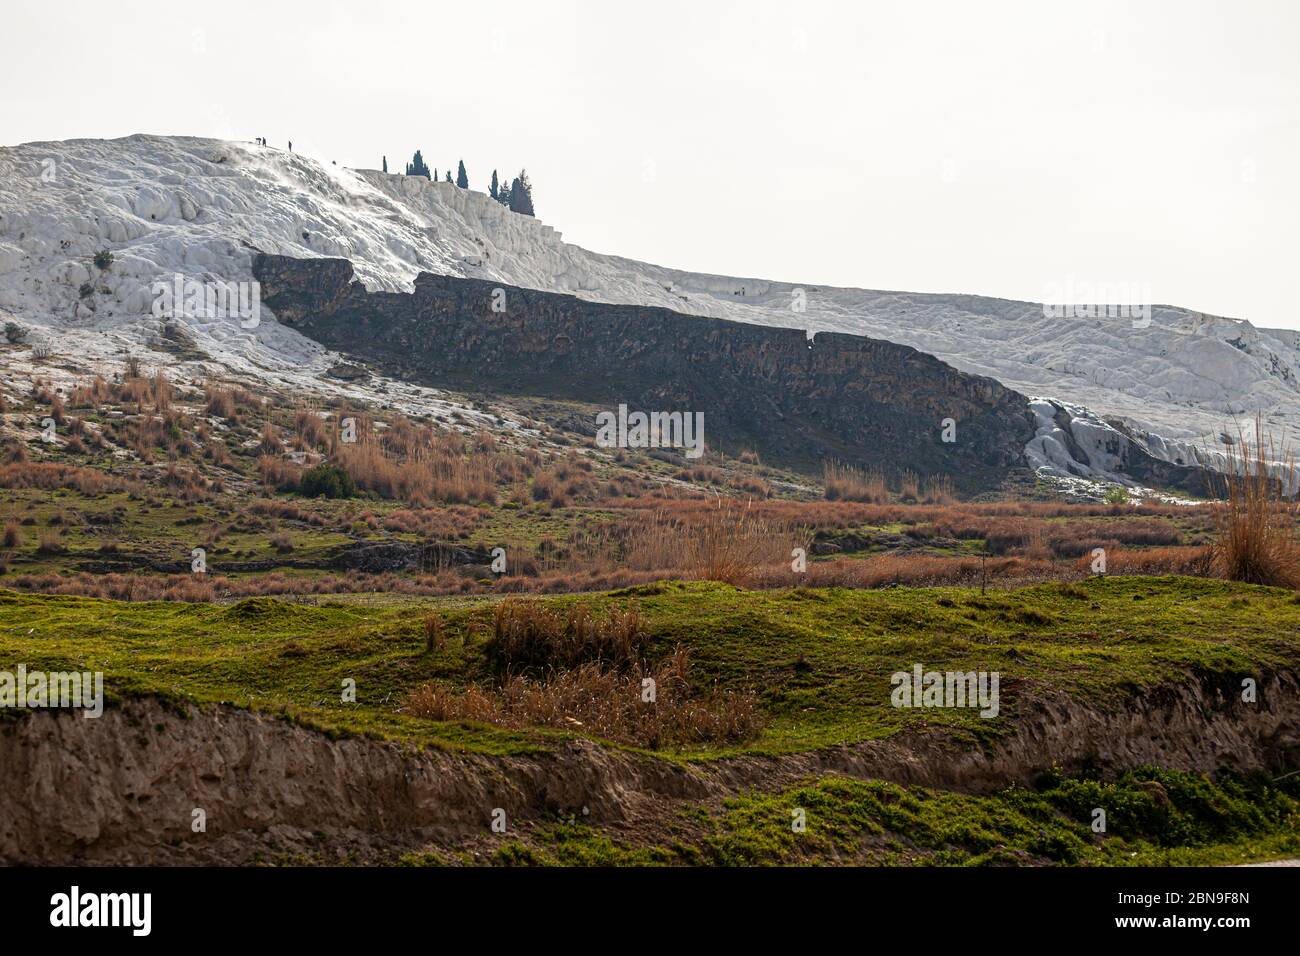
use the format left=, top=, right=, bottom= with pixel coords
left=4, top=669, right=1296, bottom=864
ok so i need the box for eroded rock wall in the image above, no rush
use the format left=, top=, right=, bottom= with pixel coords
left=255, top=254, right=1038, bottom=492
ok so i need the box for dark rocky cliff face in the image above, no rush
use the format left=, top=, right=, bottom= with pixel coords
left=255, top=254, right=1039, bottom=492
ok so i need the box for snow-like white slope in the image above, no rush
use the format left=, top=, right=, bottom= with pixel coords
left=2, top=135, right=1296, bottom=473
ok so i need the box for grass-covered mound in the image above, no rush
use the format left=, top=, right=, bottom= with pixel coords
left=1, top=575, right=1296, bottom=758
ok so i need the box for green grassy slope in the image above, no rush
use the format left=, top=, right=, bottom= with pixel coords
left=2, top=575, right=1296, bottom=758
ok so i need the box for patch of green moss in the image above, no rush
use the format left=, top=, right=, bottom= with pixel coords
left=492, top=768, right=1300, bottom=866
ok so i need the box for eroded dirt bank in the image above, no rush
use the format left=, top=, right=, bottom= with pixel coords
left=3, top=669, right=1297, bottom=864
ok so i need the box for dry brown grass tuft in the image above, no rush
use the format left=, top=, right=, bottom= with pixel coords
left=248, top=499, right=328, bottom=526
left=922, top=474, right=955, bottom=504
left=204, top=439, right=232, bottom=468
left=547, top=500, right=809, bottom=586
left=823, top=460, right=888, bottom=503
left=46, top=394, right=66, bottom=425
left=651, top=501, right=805, bottom=584
left=331, top=421, right=501, bottom=505
left=730, top=474, right=771, bottom=498
left=1210, top=424, right=1300, bottom=589
left=403, top=645, right=761, bottom=748
left=150, top=370, right=173, bottom=411
left=676, top=464, right=724, bottom=485
left=203, top=380, right=238, bottom=420
left=35, top=527, right=65, bottom=554
left=68, top=376, right=111, bottom=409
left=258, top=422, right=283, bottom=455
left=487, top=599, right=646, bottom=672
left=382, top=506, right=482, bottom=539
left=1079, top=546, right=1213, bottom=577
left=0, top=461, right=128, bottom=495
left=898, top=470, right=920, bottom=501
left=423, top=613, right=446, bottom=652
left=258, top=455, right=303, bottom=491
left=293, top=408, right=329, bottom=449
left=161, top=463, right=209, bottom=501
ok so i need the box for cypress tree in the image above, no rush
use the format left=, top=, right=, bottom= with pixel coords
left=406, top=150, right=431, bottom=179
left=490, top=169, right=499, bottom=200
left=456, top=160, right=469, bottom=189
left=445, top=169, right=453, bottom=183
left=508, top=169, right=535, bottom=216
left=382, top=155, right=388, bottom=173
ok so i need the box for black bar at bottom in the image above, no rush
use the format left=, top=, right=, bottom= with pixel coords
left=0, top=865, right=1281, bottom=942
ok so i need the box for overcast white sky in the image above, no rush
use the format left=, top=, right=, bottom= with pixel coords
left=4, top=0, right=1298, bottom=328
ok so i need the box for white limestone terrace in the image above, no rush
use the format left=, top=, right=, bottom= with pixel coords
left=1, top=134, right=1295, bottom=488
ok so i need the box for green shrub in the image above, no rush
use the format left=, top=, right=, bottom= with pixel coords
left=299, top=463, right=355, bottom=499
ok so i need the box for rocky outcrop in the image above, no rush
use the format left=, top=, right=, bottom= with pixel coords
left=255, top=255, right=1038, bottom=493
left=1027, top=398, right=1223, bottom=497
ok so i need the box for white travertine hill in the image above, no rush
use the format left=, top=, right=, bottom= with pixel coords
left=1, top=134, right=1296, bottom=489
